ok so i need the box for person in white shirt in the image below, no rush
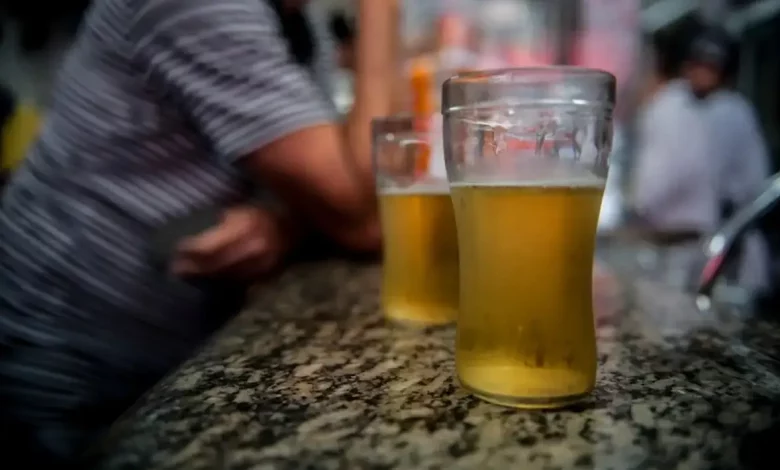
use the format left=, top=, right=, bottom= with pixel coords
left=683, top=26, right=772, bottom=293
left=629, top=31, right=718, bottom=289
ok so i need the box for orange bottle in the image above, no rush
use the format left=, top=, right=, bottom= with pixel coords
left=409, top=58, right=434, bottom=175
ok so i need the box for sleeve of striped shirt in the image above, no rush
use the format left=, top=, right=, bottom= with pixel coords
left=131, top=0, right=336, bottom=163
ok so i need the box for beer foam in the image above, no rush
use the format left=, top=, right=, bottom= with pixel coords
left=450, top=175, right=605, bottom=189
left=451, top=158, right=606, bottom=188
left=380, top=179, right=451, bottom=195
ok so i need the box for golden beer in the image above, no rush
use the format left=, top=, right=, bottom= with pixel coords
left=379, top=187, right=459, bottom=325
left=451, top=181, right=605, bottom=408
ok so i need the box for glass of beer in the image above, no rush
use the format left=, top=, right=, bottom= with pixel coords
left=373, top=115, right=459, bottom=326
left=442, top=67, right=616, bottom=408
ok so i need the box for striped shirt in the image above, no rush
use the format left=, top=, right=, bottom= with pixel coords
left=0, top=0, right=335, bottom=457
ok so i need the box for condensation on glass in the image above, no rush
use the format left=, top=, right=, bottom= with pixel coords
left=442, top=67, right=616, bottom=183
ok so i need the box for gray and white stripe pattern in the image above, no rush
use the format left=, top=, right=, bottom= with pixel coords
left=0, top=0, right=334, bottom=460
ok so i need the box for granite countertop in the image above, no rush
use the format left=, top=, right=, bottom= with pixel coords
left=87, top=260, right=780, bottom=470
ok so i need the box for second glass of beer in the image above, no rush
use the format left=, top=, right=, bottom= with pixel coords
left=373, top=115, right=459, bottom=326
left=442, top=67, right=616, bottom=408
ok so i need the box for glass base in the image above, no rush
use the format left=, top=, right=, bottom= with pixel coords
left=461, top=381, right=591, bottom=410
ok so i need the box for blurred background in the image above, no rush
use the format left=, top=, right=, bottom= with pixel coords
left=2, top=0, right=778, bottom=167
left=2, top=0, right=780, bottom=306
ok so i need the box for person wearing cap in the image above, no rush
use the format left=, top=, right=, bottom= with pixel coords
left=683, top=26, right=771, bottom=293
left=629, top=30, right=718, bottom=288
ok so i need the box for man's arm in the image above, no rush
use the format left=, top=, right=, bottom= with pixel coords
left=132, top=0, right=395, bottom=253
left=247, top=0, right=396, bottom=251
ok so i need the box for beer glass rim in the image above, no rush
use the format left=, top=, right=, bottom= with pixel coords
left=441, top=66, right=616, bottom=115
left=445, top=66, right=614, bottom=82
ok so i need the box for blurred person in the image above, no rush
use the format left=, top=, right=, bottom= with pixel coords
left=0, top=0, right=395, bottom=467
left=629, top=30, right=718, bottom=289
left=683, top=26, right=772, bottom=293
left=328, top=11, right=358, bottom=114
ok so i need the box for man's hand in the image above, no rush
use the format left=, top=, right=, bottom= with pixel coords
left=171, top=206, right=291, bottom=280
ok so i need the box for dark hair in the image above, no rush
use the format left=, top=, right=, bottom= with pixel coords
left=329, top=13, right=354, bottom=46
left=0, top=83, right=15, bottom=127
left=266, top=0, right=316, bottom=68
left=1, top=1, right=90, bottom=52
left=647, top=29, right=682, bottom=79
left=686, top=25, right=740, bottom=82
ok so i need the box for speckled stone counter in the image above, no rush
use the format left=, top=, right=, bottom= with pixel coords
left=87, top=260, right=780, bottom=470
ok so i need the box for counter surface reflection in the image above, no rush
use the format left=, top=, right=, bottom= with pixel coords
left=87, top=257, right=780, bottom=470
